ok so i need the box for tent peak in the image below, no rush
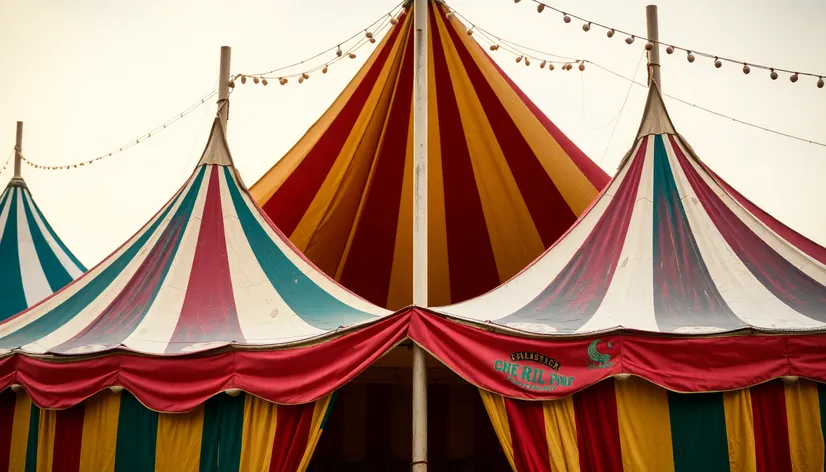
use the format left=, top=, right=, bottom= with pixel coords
left=6, top=176, right=27, bottom=189
left=634, top=81, right=676, bottom=140
left=196, top=118, right=235, bottom=167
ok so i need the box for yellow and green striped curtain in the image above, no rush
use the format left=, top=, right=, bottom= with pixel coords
left=481, top=377, right=826, bottom=472
left=0, top=388, right=333, bottom=472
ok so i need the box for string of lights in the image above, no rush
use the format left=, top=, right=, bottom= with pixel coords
left=446, top=3, right=826, bottom=148
left=21, top=89, right=218, bottom=171
left=231, top=2, right=406, bottom=87
left=0, top=149, right=13, bottom=177
left=502, top=0, right=824, bottom=88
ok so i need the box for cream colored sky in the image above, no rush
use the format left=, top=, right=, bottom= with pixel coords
left=1, top=0, right=824, bottom=267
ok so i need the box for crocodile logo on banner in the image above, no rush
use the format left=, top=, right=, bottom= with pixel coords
left=587, top=340, right=613, bottom=369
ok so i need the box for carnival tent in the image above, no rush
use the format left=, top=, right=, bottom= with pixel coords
left=250, top=0, right=609, bottom=309
left=0, top=140, right=86, bottom=322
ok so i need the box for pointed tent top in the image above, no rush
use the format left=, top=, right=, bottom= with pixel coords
left=0, top=119, right=387, bottom=356
left=196, top=118, right=235, bottom=167
left=635, top=81, right=676, bottom=140
left=250, top=0, right=610, bottom=310
left=438, top=81, right=826, bottom=336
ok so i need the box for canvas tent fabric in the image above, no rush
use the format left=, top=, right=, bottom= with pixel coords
left=0, top=119, right=387, bottom=357
left=0, top=178, right=86, bottom=322
left=250, top=0, right=609, bottom=310
left=437, top=84, right=826, bottom=335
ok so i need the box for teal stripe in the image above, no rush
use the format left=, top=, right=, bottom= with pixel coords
left=222, top=167, right=374, bottom=329
left=668, top=391, right=730, bottom=472
left=21, top=190, right=73, bottom=293
left=320, top=391, right=337, bottom=430
left=114, top=392, right=158, bottom=472
left=199, top=393, right=245, bottom=472
left=26, top=194, right=86, bottom=272
left=24, top=403, right=39, bottom=472
left=0, top=167, right=205, bottom=349
left=0, top=189, right=28, bottom=321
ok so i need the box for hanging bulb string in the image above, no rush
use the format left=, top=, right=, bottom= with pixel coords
left=239, top=1, right=405, bottom=80
left=0, top=149, right=13, bottom=177
left=596, top=51, right=647, bottom=166
left=496, top=0, right=825, bottom=85
left=21, top=88, right=218, bottom=171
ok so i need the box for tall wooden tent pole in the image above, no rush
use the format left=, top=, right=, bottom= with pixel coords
left=411, top=0, right=429, bottom=469
left=13, top=121, right=23, bottom=179
left=218, top=46, right=232, bottom=131
left=646, top=5, right=661, bottom=88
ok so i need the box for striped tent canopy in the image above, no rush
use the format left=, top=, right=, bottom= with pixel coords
left=0, top=119, right=387, bottom=356
left=0, top=176, right=85, bottom=321
left=250, top=0, right=609, bottom=310
left=439, top=83, right=826, bottom=334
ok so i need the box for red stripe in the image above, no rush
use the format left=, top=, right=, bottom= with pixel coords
left=503, top=138, right=647, bottom=330
left=262, top=13, right=410, bottom=237
left=751, top=380, right=793, bottom=472
left=672, top=135, right=826, bottom=320
left=479, top=40, right=608, bottom=190
left=504, top=398, right=553, bottom=472
left=269, top=403, right=315, bottom=472
left=52, top=403, right=85, bottom=472
left=167, top=167, right=243, bottom=353
left=338, top=30, right=414, bottom=307
left=0, top=390, right=15, bottom=471
left=441, top=11, right=577, bottom=248
left=429, top=5, right=500, bottom=303
left=573, top=379, right=622, bottom=472
left=702, top=161, right=826, bottom=266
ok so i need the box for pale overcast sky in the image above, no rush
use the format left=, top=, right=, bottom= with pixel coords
left=1, top=0, right=824, bottom=267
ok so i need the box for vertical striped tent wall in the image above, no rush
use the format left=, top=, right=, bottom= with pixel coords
left=0, top=179, right=85, bottom=322
left=481, top=377, right=826, bottom=472
left=250, top=0, right=609, bottom=310
left=0, top=389, right=333, bottom=472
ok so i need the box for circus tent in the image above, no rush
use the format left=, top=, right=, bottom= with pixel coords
left=250, top=0, right=609, bottom=310
left=0, top=124, right=86, bottom=322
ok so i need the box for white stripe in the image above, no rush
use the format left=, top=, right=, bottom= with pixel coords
left=676, top=139, right=826, bottom=286
left=579, top=135, right=658, bottom=333
left=221, top=169, right=327, bottom=345
left=122, top=167, right=212, bottom=354
left=0, top=189, right=12, bottom=242
left=23, top=190, right=84, bottom=278
left=441, top=140, right=641, bottom=323
left=232, top=169, right=389, bottom=317
left=16, top=189, right=52, bottom=307
left=667, top=140, right=825, bottom=330
left=14, top=175, right=199, bottom=353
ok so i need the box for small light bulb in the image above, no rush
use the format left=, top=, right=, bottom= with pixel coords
left=336, top=46, right=342, bottom=57
left=540, top=60, right=546, bottom=69
left=349, top=52, right=356, bottom=59
left=549, top=63, right=555, bottom=71
left=298, top=76, right=304, bottom=84
left=322, top=64, right=328, bottom=73
left=607, top=29, right=615, bottom=38
left=280, top=77, right=288, bottom=85
left=466, top=28, right=473, bottom=35
left=240, top=75, right=247, bottom=84
left=687, top=51, right=695, bottom=63
left=770, top=69, right=778, bottom=80
left=645, top=41, right=654, bottom=51
left=790, top=73, right=799, bottom=83
left=742, top=64, right=750, bottom=74
left=365, top=31, right=373, bottom=39
left=563, top=14, right=571, bottom=23
left=261, top=78, right=268, bottom=86
left=253, top=77, right=260, bottom=84
left=513, top=0, right=520, bottom=3
left=537, top=4, right=544, bottom=13
left=489, top=44, right=497, bottom=51
left=818, top=77, right=824, bottom=88
left=446, top=12, right=453, bottom=19
left=369, top=37, right=376, bottom=43
left=578, top=62, right=585, bottom=71
left=228, top=81, right=235, bottom=89
left=625, top=35, right=635, bottom=45
left=391, top=17, right=399, bottom=25
left=302, top=72, right=309, bottom=79
left=525, top=58, right=530, bottom=66
left=714, top=57, right=722, bottom=68
left=515, top=56, right=522, bottom=63
left=666, top=46, right=674, bottom=54
left=582, top=22, right=591, bottom=32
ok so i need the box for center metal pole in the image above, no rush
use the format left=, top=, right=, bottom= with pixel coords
left=411, top=0, right=429, bottom=470
left=13, top=121, right=23, bottom=179
left=645, top=5, right=661, bottom=88
left=218, top=46, right=232, bottom=131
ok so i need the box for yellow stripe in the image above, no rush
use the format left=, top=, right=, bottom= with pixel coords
left=290, top=15, right=413, bottom=257
left=784, top=380, right=825, bottom=472
left=478, top=390, right=517, bottom=471
left=447, top=10, right=598, bottom=215
left=543, top=396, right=580, bottom=472
left=35, top=409, right=57, bottom=472
left=425, top=20, right=452, bottom=307
left=433, top=10, right=545, bottom=282
left=249, top=13, right=409, bottom=205
left=78, top=391, right=121, bottom=472
left=615, top=377, right=674, bottom=472
left=296, top=394, right=333, bottom=472
left=155, top=404, right=205, bottom=472
left=239, top=395, right=278, bottom=471
left=385, top=103, right=415, bottom=310
left=9, top=391, right=33, bottom=471
left=723, top=388, right=757, bottom=472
